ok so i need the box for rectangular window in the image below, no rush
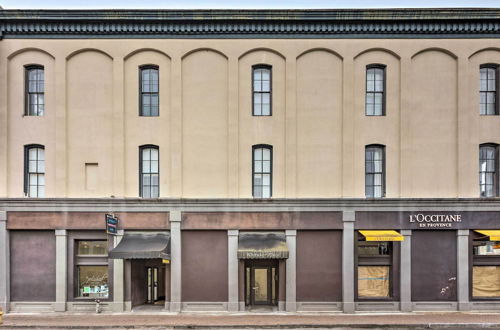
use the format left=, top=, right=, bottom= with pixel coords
left=140, top=66, right=159, bottom=116
left=253, top=66, right=272, bottom=116
left=25, top=65, right=45, bottom=116
left=479, top=144, right=498, bottom=197
left=365, top=145, right=385, bottom=198
left=480, top=65, right=498, bottom=115
left=357, top=240, right=393, bottom=299
left=365, top=65, right=385, bottom=116
left=77, top=241, right=108, bottom=256
left=472, top=232, right=500, bottom=298
left=253, top=145, right=272, bottom=198
left=24, top=145, right=45, bottom=198
left=77, top=265, right=109, bottom=298
left=75, top=239, right=109, bottom=299
left=140, top=146, right=159, bottom=198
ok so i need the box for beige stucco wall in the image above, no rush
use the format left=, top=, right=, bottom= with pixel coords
left=1, top=38, right=500, bottom=198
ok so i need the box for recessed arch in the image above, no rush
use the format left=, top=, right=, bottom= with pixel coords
left=411, top=47, right=458, bottom=60
left=354, top=47, right=400, bottom=60
left=181, top=47, right=228, bottom=60
left=7, top=47, right=55, bottom=60
left=238, top=47, right=285, bottom=60
left=469, top=47, right=500, bottom=59
left=66, top=48, right=113, bottom=60
left=124, top=48, right=171, bottom=61
left=297, top=47, right=343, bottom=60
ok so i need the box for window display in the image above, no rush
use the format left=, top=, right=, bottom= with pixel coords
left=78, top=265, right=109, bottom=298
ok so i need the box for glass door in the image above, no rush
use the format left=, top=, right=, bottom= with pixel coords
left=146, top=267, right=159, bottom=304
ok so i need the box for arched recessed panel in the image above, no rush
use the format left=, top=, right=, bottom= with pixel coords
left=469, top=47, right=500, bottom=59
left=124, top=48, right=171, bottom=60
left=411, top=47, right=458, bottom=60
left=8, top=47, right=55, bottom=60
left=239, top=47, right=285, bottom=60
left=66, top=48, right=113, bottom=60
left=354, top=47, right=400, bottom=60
left=297, top=47, right=343, bottom=60
left=181, top=47, right=228, bottom=60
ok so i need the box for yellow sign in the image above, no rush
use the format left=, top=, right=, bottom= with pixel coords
left=359, top=230, right=404, bottom=241
left=162, top=259, right=170, bottom=264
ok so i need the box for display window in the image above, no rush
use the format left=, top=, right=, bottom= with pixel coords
left=75, top=240, right=109, bottom=299
left=472, top=232, right=500, bottom=299
left=77, top=265, right=109, bottom=298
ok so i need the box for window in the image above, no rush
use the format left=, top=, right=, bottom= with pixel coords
left=480, top=65, right=499, bottom=115
left=472, top=231, right=500, bottom=298
left=24, top=145, right=45, bottom=198
left=76, top=240, right=109, bottom=298
left=25, top=65, right=44, bottom=116
left=366, top=65, right=385, bottom=116
left=479, top=144, right=498, bottom=197
left=140, top=145, right=159, bottom=198
left=140, top=65, right=159, bottom=116
left=252, top=145, right=272, bottom=198
left=252, top=65, right=271, bottom=116
left=365, top=145, right=385, bottom=198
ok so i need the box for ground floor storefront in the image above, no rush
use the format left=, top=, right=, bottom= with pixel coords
left=0, top=199, right=500, bottom=313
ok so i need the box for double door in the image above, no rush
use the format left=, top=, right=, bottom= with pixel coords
left=146, top=266, right=159, bottom=304
left=245, top=261, right=278, bottom=306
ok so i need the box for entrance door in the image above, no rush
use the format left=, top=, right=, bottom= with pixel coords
left=146, top=267, right=158, bottom=304
left=245, top=261, right=278, bottom=306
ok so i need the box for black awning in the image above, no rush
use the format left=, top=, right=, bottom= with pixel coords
left=109, top=232, right=170, bottom=259
left=238, top=232, right=289, bottom=259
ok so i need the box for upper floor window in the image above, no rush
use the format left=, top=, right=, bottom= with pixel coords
left=253, top=145, right=272, bottom=198
left=365, top=145, right=385, bottom=198
left=366, top=65, right=385, bottom=116
left=252, top=65, right=271, bottom=116
left=479, top=144, right=498, bottom=197
left=25, top=65, right=44, bottom=116
left=480, top=65, right=499, bottom=115
left=140, top=66, right=159, bottom=116
left=24, top=145, right=45, bottom=197
left=140, top=145, right=159, bottom=198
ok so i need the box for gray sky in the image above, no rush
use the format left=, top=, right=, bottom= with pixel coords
left=1, top=0, right=499, bottom=9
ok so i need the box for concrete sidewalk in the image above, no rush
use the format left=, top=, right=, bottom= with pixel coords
left=3, top=312, right=500, bottom=329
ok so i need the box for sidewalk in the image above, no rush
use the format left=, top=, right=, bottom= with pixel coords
left=3, top=312, right=500, bottom=329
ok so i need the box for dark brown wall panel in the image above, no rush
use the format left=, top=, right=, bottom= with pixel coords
left=296, top=230, right=342, bottom=301
left=10, top=231, right=56, bottom=301
left=182, top=231, right=228, bottom=302
left=411, top=230, right=457, bottom=301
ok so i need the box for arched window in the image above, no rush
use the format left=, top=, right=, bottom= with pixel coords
left=252, top=65, right=272, bottom=116
left=365, top=64, right=386, bottom=116
left=252, top=145, right=272, bottom=198
left=140, top=145, right=159, bottom=198
left=365, top=145, right=385, bottom=198
left=479, top=144, right=498, bottom=197
left=139, top=65, right=159, bottom=116
left=480, top=64, right=499, bottom=115
left=25, top=65, right=44, bottom=116
left=24, top=144, right=45, bottom=197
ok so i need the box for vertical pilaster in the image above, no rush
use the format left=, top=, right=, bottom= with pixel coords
left=342, top=210, right=355, bottom=313
left=285, top=58, right=297, bottom=198
left=0, top=212, right=9, bottom=312
left=400, top=229, right=412, bottom=312
left=170, top=210, right=182, bottom=312
left=54, top=54, right=67, bottom=197
left=112, top=57, right=125, bottom=197
left=227, top=230, right=239, bottom=311
left=112, top=230, right=124, bottom=312
left=285, top=230, right=297, bottom=312
left=55, top=229, right=67, bottom=312
left=341, top=58, right=355, bottom=197
left=170, top=57, right=183, bottom=197
left=457, top=229, right=470, bottom=311
left=164, top=264, right=171, bottom=310
left=227, top=57, right=239, bottom=197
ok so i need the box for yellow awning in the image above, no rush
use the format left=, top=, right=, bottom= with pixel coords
left=475, top=230, right=500, bottom=241
left=359, top=230, right=404, bottom=241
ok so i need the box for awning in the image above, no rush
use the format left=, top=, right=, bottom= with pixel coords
left=359, top=230, right=404, bottom=241
left=475, top=230, right=500, bottom=241
left=238, top=232, right=289, bottom=259
left=109, top=232, right=170, bottom=259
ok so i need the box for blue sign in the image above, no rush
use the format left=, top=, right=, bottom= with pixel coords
left=105, top=214, right=118, bottom=235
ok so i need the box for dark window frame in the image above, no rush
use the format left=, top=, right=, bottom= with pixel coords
left=252, top=144, right=273, bottom=198
left=365, top=144, right=386, bottom=198
left=252, top=64, right=272, bottom=116
left=74, top=239, right=110, bottom=300
left=24, top=64, right=45, bottom=116
left=139, top=144, right=160, bottom=198
left=480, top=64, right=499, bottom=116
left=365, top=64, right=386, bottom=116
left=24, top=144, right=45, bottom=197
left=139, top=65, right=160, bottom=117
left=479, top=143, right=499, bottom=198
left=469, top=231, right=500, bottom=301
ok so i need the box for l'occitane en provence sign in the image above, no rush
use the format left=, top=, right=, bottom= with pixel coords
left=409, top=214, right=462, bottom=228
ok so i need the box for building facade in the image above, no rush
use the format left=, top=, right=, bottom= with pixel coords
left=1, top=8, right=500, bottom=313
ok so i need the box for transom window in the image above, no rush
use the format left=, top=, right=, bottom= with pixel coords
left=25, top=65, right=44, bottom=116
left=479, top=144, right=498, bottom=197
left=252, top=65, right=272, bottom=116
left=365, top=145, right=385, bottom=198
left=140, top=66, right=159, bottom=116
left=253, top=145, right=272, bottom=198
left=480, top=65, right=498, bottom=115
left=140, top=145, right=159, bottom=198
left=24, top=145, right=45, bottom=198
left=366, top=65, right=385, bottom=116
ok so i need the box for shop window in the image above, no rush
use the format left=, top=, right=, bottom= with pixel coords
left=139, top=65, right=159, bottom=116
left=139, top=145, right=159, bottom=198
left=480, top=64, right=498, bottom=115
left=75, top=240, right=109, bottom=299
left=24, top=144, right=45, bottom=198
left=365, top=65, right=386, bottom=116
left=252, top=145, right=272, bottom=198
left=252, top=65, right=272, bottom=116
left=472, top=233, right=500, bottom=298
left=25, top=65, right=44, bottom=116
left=479, top=144, right=498, bottom=197
left=77, top=241, right=107, bottom=256
left=365, top=145, right=385, bottom=198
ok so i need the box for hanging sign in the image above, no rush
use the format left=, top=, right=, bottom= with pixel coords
left=105, top=214, right=119, bottom=235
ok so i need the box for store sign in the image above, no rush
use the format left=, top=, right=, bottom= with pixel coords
left=105, top=214, right=119, bottom=235
left=409, top=214, right=462, bottom=228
